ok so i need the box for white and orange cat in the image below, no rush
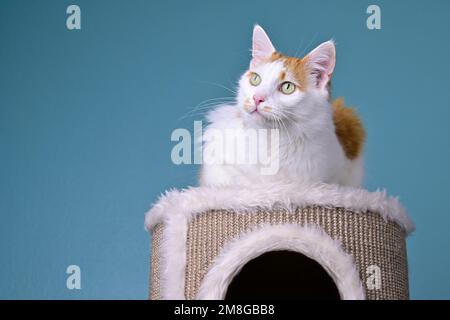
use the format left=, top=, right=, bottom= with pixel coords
left=199, top=25, right=365, bottom=187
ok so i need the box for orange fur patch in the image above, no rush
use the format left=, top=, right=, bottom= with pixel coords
left=331, top=98, right=366, bottom=160
left=269, top=52, right=309, bottom=90
left=260, top=53, right=362, bottom=158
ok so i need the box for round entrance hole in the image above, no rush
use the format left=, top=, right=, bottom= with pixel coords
left=224, top=250, right=341, bottom=300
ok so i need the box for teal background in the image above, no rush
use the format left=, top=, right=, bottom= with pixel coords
left=1, top=0, right=449, bottom=299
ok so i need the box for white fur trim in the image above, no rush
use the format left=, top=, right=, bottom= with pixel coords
left=196, top=224, right=365, bottom=300
left=145, top=182, right=414, bottom=233
left=157, top=211, right=188, bottom=299
left=146, top=182, right=413, bottom=299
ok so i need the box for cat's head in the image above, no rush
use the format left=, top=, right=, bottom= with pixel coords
left=237, top=25, right=335, bottom=126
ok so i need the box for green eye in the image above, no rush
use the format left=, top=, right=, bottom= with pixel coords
left=249, top=73, right=261, bottom=86
left=280, top=81, right=296, bottom=94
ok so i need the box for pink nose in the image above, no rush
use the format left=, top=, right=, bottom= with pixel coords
left=253, top=94, right=265, bottom=107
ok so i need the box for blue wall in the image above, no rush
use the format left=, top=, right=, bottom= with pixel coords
left=1, top=0, right=449, bottom=299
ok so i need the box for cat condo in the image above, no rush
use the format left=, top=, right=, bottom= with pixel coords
left=145, top=183, right=414, bottom=300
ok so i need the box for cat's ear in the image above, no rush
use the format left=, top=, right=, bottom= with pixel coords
left=251, top=25, right=276, bottom=68
left=305, top=40, right=336, bottom=91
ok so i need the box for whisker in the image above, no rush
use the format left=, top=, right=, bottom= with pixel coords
left=271, top=109, right=305, bottom=122
left=197, top=80, right=237, bottom=94
left=177, top=99, right=237, bottom=122
left=183, top=97, right=235, bottom=117
left=190, top=101, right=235, bottom=113
left=195, top=98, right=235, bottom=108
left=279, top=117, right=293, bottom=147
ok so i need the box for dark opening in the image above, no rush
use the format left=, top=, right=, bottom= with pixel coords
left=224, top=250, right=341, bottom=300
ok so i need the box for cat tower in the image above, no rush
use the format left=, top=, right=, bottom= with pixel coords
left=145, top=183, right=414, bottom=300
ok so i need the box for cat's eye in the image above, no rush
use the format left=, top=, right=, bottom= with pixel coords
left=280, top=81, right=296, bottom=95
left=249, top=73, right=261, bottom=86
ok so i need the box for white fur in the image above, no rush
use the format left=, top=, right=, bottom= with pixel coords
left=199, top=25, right=363, bottom=187
left=145, top=183, right=413, bottom=299
left=196, top=224, right=365, bottom=300
left=146, top=183, right=414, bottom=233
left=156, top=206, right=188, bottom=299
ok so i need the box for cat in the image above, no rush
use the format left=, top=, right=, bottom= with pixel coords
left=199, top=25, right=365, bottom=187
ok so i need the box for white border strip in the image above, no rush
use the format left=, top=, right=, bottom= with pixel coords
left=146, top=183, right=414, bottom=234
left=157, top=212, right=188, bottom=299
